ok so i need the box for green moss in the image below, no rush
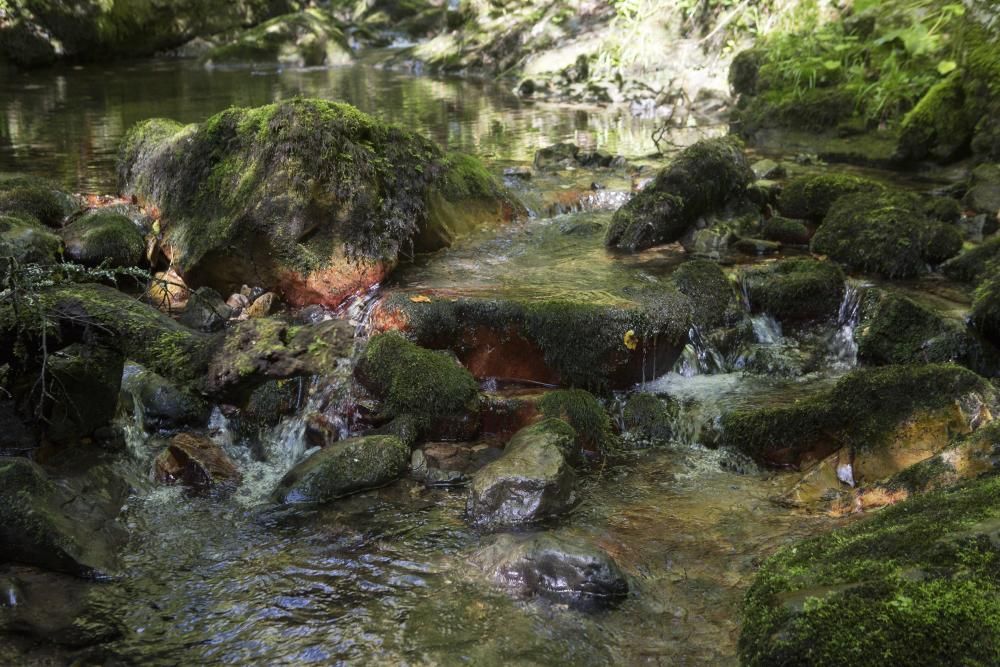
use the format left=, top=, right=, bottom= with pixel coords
left=922, top=195, right=962, bottom=223
left=357, top=332, right=479, bottom=424
left=740, top=475, right=1000, bottom=667
left=435, top=152, right=502, bottom=201
left=0, top=174, right=78, bottom=227
left=671, top=259, right=739, bottom=328
left=204, top=9, right=352, bottom=68
left=721, top=364, right=995, bottom=463
left=897, top=72, right=985, bottom=163
left=605, top=137, right=753, bottom=251
left=777, top=173, right=884, bottom=220
left=61, top=210, right=145, bottom=268
left=620, top=392, right=676, bottom=446
left=0, top=214, right=62, bottom=268
left=735, top=86, right=857, bottom=136
left=942, top=236, right=1000, bottom=283
left=971, top=267, right=1000, bottom=347
left=858, top=291, right=977, bottom=367
left=537, top=389, right=616, bottom=453
left=739, top=258, right=845, bottom=322
left=760, top=216, right=811, bottom=244
left=812, top=190, right=956, bottom=278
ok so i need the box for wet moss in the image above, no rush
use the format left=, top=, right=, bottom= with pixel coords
left=722, top=364, right=995, bottom=463
left=0, top=214, right=62, bottom=269
left=671, top=259, right=739, bottom=328
left=897, top=72, right=982, bottom=163
left=0, top=174, right=78, bottom=227
left=942, top=235, right=1000, bottom=283
left=858, top=291, right=978, bottom=367
left=812, top=191, right=957, bottom=278
left=61, top=210, right=145, bottom=269
left=760, top=216, right=810, bottom=245
left=776, top=173, right=884, bottom=221
left=537, top=389, right=616, bottom=453
left=922, top=195, right=963, bottom=224
left=605, top=137, right=753, bottom=251
left=620, top=392, right=676, bottom=446
left=740, top=474, right=1000, bottom=667
left=357, top=332, right=479, bottom=425
left=739, top=258, right=845, bottom=322
left=203, top=9, right=352, bottom=68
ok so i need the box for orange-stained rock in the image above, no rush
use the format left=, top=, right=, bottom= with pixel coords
left=153, top=433, right=241, bottom=493
left=277, top=259, right=389, bottom=309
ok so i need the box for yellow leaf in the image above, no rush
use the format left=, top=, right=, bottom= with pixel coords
left=623, top=329, right=638, bottom=351
left=409, top=295, right=432, bottom=303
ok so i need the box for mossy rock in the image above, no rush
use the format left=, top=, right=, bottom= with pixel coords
left=883, top=421, right=1000, bottom=495
left=355, top=332, right=480, bottom=427
left=537, top=388, right=616, bottom=453
left=121, top=363, right=210, bottom=432
left=896, top=72, right=985, bottom=164
left=671, top=259, right=740, bottom=328
left=605, top=137, right=753, bottom=251
left=812, top=191, right=959, bottom=278
left=776, top=173, right=884, bottom=221
left=272, top=434, right=409, bottom=503
left=760, top=216, right=810, bottom=245
left=858, top=291, right=980, bottom=368
left=740, top=474, right=1000, bottom=667
left=203, top=9, right=352, bottom=68
left=61, top=210, right=145, bottom=269
left=735, top=87, right=857, bottom=137
left=922, top=195, right=962, bottom=224
left=942, top=235, right=1000, bottom=283
left=729, top=48, right=763, bottom=97
left=0, top=214, right=62, bottom=269
left=118, top=99, right=522, bottom=305
left=963, top=162, right=1000, bottom=217
left=739, top=258, right=845, bottom=322
left=971, top=267, right=1000, bottom=348
left=0, top=174, right=78, bottom=227
left=620, top=392, right=676, bottom=446
left=721, top=364, right=996, bottom=467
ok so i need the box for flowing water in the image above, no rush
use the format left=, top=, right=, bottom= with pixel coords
left=0, top=58, right=950, bottom=665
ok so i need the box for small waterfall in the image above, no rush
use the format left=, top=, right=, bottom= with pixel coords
left=750, top=313, right=782, bottom=345
left=827, top=281, right=864, bottom=369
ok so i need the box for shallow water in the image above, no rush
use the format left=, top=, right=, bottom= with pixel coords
left=2, top=59, right=851, bottom=665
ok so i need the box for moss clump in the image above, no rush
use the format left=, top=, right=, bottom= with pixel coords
left=203, top=9, right=352, bottom=68
left=858, top=291, right=978, bottom=367
left=777, top=173, right=884, bottom=221
left=0, top=214, right=62, bottom=268
left=942, top=235, right=1000, bottom=283
left=0, top=174, right=78, bottom=227
left=897, top=72, right=984, bottom=163
left=357, top=332, right=479, bottom=424
left=721, top=364, right=995, bottom=464
left=605, top=137, right=753, bottom=251
left=61, top=210, right=145, bottom=269
left=971, top=267, right=1000, bottom=348
left=537, top=389, right=616, bottom=453
left=735, top=87, right=857, bottom=137
left=671, top=259, right=739, bottom=328
left=739, top=259, right=845, bottom=322
left=740, top=475, right=1000, bottom=667
left=922, top=195, right=962, bottom=223
left=812, top=191, right=959, bottom=278
left=621, top=392, right=676, bottom=446
left=760, top=216, right=810, bottom=245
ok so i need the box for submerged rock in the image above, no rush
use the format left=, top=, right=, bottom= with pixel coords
left=740, top=474, right=1000, bottom=666
left=61, top=209, right=146, bottom=269
left=118, top=99, right=524, bottom=308
left=153, top=433, right=241, bottom=493
left=739, top=259, right=845, bottom=323
left=605, top=137, right=753, bottom=251
left=467, top=419, right=579, bottom=527
left=272, top=434, right=409, bottom=503
left=472, top=532, right=628, bottom=610
left=203, top=9, right=352, bottom=69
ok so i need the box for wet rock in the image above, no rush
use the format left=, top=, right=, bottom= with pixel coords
left=203, top=9, right=352, bottom=69
left=0, top=214, right=62, bottom=270
left=740, top=475, right=1000, bottom=667
left=0, top=458, right=123, bottom=577
left=243, top=291, right=277, bottom=319
left=760, top=216, right=810, bottom=245
left=0, top=174, right=79, bottom=227
left=272, top=434, right=409, bottom=503
left=620, top=393, right=676, bottom=446
left=147, top=268, right=190, bottom=313
left=533, top=143, right=581, bottom=171
left=153, top=433, right=241, bottom=493
left=118, top=99, right=524, bottom=308
left=963, top=162, right=1000, bottom=218
left=179, top=286, right=232, bottom=332
left=121, top=363, right=210, bottom=432
left=355, top=332, right=480, bottom=434
left=239, top=378, right=304, bottom=437
left=812, top=191, right=960, bottom=278
left=671, top=259, right=741, bottom=328
left=721, top=364, right=995, bottom=469
left=776, top=173, right=883, bottom=221
left=467, top=419, right=579, bottom=527
left=881, top=421, right=1000, bottom=495
left=61, top=210, right=145, bottom=269
left=896, top=73, right=983, bottom=164
left=750, top=159, right=786, bottom=180
left=44, top=343, right=124, bottom=444
left=605, top=137, right=753, bottom=251
left=537, top=389, right=616, bottom=453
left=472, top=532, right=628, bottom=610
left=739, top=259, right=845, bottom=323
left=734, top=237, right=781, bottom=256
left=735, top=87, right=856, bottom=139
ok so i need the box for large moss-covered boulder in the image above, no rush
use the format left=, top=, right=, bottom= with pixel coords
left=812, top=191, right=961, bottom=277
left=739, top=259, right=845, bottom=322
left=0, top=458, right=124, bottom=577
left=0, top=214, right=62, bottom=268
left=61, top=210, right=145, bottom=268
left=355, top=332, right=480, bottom=433
left=896, top=72, right=984, bottom=163
left=467, top=419, right=579, bottom=527
left=721, top=364, right=996, bottom=469
left=118, top=99, right=523, bottom=308
left=942, top=235, right=1000, bottom=282
left=272, top=434, right=409, bottom=503
left=670, top=259, right=740, bottom=328
left=203, top=9, right=352, bottom=68
left=776, top=173, right=884, bottom=221
left=0, top=174, right=78, bottom=226
left=740, top=474, right=1000, bottom=667
left=605, top=137, right=753, bottom=251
